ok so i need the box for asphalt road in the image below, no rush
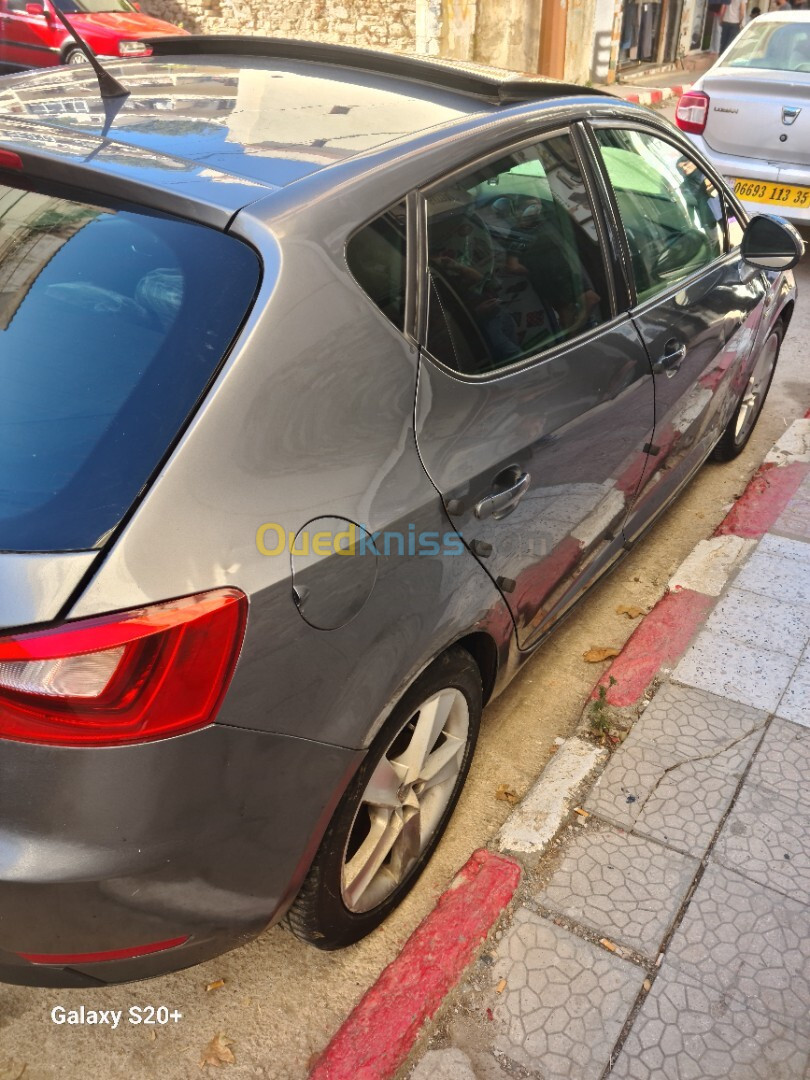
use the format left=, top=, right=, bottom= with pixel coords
left=3, top=205, right=810, bottom=1080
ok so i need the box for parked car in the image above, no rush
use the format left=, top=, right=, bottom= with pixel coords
left=0, top=38, right=801, bottom=986
left=0, top=0, right=186, bottom=72
left=676, top=11, right=810, bottom=224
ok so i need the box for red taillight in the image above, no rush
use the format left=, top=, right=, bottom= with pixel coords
left=0, top=589, right=247, bottom=746
left=675, top=91, right=710, bottom=135
left=0, top=150, right=23, bottom=171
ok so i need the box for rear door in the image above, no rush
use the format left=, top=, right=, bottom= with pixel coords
left=587, top=123, right=767, bottom=537
left=414, top=126, right=655, bottom=649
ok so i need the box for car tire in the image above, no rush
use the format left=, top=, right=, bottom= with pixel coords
left=712, top=321, right=783, bottom=462
left=287, top=646, right=482, bottom=950
left=65, top=47, right=88, bottom=64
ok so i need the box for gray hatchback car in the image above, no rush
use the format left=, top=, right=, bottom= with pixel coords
left=0, top=37, right=802, bottom=986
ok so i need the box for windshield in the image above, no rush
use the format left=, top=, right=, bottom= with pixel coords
left=0, top=183, right=260, bottom=552
left=723, top=20, right=810, bottom=71
left=53, top=0, right=137, bottom=15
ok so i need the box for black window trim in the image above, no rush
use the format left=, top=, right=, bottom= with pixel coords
left=414, top=122, right=623, bottom=383
left=583, top=117, right=748, bottom=314
left=343, top=195, right=416, bottom=344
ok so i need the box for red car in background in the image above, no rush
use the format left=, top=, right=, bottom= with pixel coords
left=0, top=0, right=186, bottom=70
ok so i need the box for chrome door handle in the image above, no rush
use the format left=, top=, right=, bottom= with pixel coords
left=475, top=472, right=531, bottom=520
left=653, top=340, right=686, bottom=378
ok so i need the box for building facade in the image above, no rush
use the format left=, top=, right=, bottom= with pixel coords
left=141, top=0, right=702, bottom=88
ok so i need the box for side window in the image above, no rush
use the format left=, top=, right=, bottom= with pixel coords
left=425, top=132, right=610, bottom=376
left=594, top=128, right=725, bottom=305
left=346, top=200, right=407, bottom=332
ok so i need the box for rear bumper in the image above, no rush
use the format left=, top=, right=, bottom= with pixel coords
left=687, top=136, right=810, bottom=224
left=0, top=724, right=360, bottom=986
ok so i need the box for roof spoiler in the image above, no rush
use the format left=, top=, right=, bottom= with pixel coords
left=144, top=35, right=614, bottom=105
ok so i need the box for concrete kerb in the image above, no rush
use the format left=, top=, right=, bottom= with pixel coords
left=604, top=83, right=689, bottom=108
left=307, top=415, right=810, bottom=1080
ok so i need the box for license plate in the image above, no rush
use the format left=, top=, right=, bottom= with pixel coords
left=732, top=178, right=810, bottom=208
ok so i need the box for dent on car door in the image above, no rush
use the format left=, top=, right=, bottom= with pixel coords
left=589, top=125, right=767, bottom=538
left=414, top=128, right=655, bottom=649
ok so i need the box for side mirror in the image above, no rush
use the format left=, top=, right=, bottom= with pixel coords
left=741, top=214, right=804, bottom=271
left=25, top=2, right=46, bottom=14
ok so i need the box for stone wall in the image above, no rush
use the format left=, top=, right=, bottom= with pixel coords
left=142, top=0, right=416, bottom=52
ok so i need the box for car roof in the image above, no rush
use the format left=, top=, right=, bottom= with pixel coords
left=0, top=39, right=615, bottom=224
left=748, top=9, right=810, bottom=19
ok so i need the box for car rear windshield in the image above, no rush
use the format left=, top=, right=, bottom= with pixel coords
left=724, top=21, right=810, bottom=72
left=0, top=182, right=260, bottom=552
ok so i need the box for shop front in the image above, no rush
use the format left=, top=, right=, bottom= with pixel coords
left=619, top=0, right=684, bottom=66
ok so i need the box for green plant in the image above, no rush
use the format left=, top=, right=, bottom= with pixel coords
left=589, top=676, right=617, bottom=739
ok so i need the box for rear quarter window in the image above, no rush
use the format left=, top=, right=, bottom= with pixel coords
left=0, top=183, right=260, bottom=551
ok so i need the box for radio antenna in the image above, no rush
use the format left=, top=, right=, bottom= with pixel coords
left=51, top=4, right=130, bottom=99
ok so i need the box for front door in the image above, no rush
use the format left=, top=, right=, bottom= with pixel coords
left=414, top=128, right=656, bottom=649
left=0, top=0, right=59, bottom=69
left=589, top=124, right=767, bottom=538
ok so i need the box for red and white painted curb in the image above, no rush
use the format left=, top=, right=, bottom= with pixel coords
left=615, top=84, right=688, bottom=107
left=308, top=412, right=810, bottom=1080
left=309, top=850, right=521, bottom=1080
left=597, top=413, right=810, bottom=708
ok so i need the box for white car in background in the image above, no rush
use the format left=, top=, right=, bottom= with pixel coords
left=676, top=11, right=810, bottom=225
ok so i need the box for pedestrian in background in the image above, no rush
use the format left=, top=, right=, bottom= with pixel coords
left=720, top=0, right=746, bottom=50
left=707, top=0, right=725, bottom=54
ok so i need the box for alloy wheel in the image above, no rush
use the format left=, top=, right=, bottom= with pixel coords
left=340, top=687, right=469, bottom=913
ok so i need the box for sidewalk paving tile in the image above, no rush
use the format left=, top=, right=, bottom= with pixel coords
left=746, top=718, right=810, bottom=800
left=664, top=860, right=810, bottom=1035
left=584, top=686, right=766, bottom=838
left=627, top=742, right=759, bottom=857
left=410, top=1048, right=479, bottom=1080
left=733, top=544, right=810, bottom=608
left=585, top=687, right=764, bottom=856
left=699, top=586, right=810, bottom=659
left=713, top=783, right=810, bottom=903
left=585, top=741, right=687, bottom=832
left=616, top=683, right=768, bottom=764
left=491, top=909, right=643, bottom=1080
left=610, top=964, right=810, bottom=1080
left=773, top=474, right=810, bottom=541
left=755, top=532, right=810, bottom=566
left=776, top=658, right=810, bottom=728
left=538, top=825, right=698, bottom=957
left=673, top=634, right=797, bottom=714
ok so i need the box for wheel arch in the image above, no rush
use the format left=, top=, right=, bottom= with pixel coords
left=777, top=298, right=795, bottom=333
left=454, top=630, right=499, bottom=706
left=59, top=40, right=87, bottom=62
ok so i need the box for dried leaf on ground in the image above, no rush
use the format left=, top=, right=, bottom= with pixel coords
left=583, top=646, right=621, bottom=663
left=199, top=1033, right=235, bottom=1068
left=616, top=604, right=645, bottom=619
left=495, top=783, right=519, bottom=805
